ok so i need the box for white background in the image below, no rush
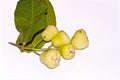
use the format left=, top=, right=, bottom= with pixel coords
left=0, top=0, right=120, bottom=80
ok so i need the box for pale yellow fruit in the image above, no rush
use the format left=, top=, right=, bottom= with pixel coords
left=40, top=50, right=61, bottom=69
left=60, top=43, right=75, bottom=60
left=42, top=25, right=58, bottom=41
left=71, top=29, right=89, bottom=50
left=52, top=30, right=70, bottom=48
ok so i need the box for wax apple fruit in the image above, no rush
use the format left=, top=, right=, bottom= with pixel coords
left=40, top=50, right=61, bottom=69
left=60, top=43, right=75, bottom=60
left=42, top=25, right=58, bottom=41
left=52, top=30, right=70, bottom=48
left=71, top=29, right=89, bottom=50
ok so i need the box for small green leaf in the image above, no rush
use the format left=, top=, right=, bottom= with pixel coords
left=35, top=40, right=46, bottom=49
left=15, top=32, right=46, bottom=52
left=26, top=33, right=43, bottom=48
left=24, top=33, right=44, bottom=53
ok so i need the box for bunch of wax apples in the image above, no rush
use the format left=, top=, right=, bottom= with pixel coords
left=39, top=25, right=89, bottom=69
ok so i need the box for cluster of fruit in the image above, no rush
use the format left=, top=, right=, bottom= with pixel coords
left=39, top=25, right=89, bottom=69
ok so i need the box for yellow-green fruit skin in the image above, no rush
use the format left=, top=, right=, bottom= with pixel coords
left=40, top=50, right=61, bottom=69
left=71, top=29, right=89, bottom=50
left=52, top=30, right=70, bottom=48
left=60, top=44, right=75, bottom=60
left=42, top=25, right=58, bottom=41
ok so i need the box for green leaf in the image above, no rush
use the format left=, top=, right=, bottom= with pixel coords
left=14, top=0, right=48, bottom=45
left=24, top=33, right=44, bottom=53
left=15, top=32, right=45, bottom=52
left=45, top=0, right=56, bottom=25
left=14, top=0, right=56, bottom=53
left=35, top=40, right=46, bottom=49
left=26, top=33, right=43, bottom=49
